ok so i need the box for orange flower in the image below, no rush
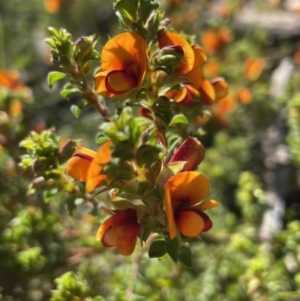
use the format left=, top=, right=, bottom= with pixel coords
left=66, top=142, right=111, bottom=192
left=9, top=99, right=23, bottom=117
left=213, top=94, right=237, bottom=127
left=243, top=57, right=265, bottom=81
left=0, top=69, right=27, bottom=90
left=158, top=32, right=207, bottom=86
left=95, top=33, right=148, bottom=97
left=293, top=51, right=300, bottom=65
left=168, top=137, right=205, bottom=172
left=204, top=58, right=220, bottom=77
left=201, top=28, right=232, bottom=54
left=44, top=0, right=75, bottom=13
left=237, top=87, right=252, bottom=104
left=166, top=83, right=199, bottom=106
left=164, top=171, right=219, bottom=239
left=158, top=32, right=228, bottom=105
left=201, top=30, right=220, bottom=54
left=199, top=77, right=229, bottom=105
left=96, top=210, right=140, bottom=255
left=44, top=0, right=60, bottom=13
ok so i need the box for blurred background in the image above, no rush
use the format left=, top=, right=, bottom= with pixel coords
left=1, top=0, right=300, bottom=300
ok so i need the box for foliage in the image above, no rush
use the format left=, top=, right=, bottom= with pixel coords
left=0, top=0, right=300, bottom=300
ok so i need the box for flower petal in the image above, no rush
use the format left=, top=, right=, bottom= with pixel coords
left=164, top=181, right=178, bottom=239
left=86, top=141, right=111, bottom=192
left=212, top=77, right=229, bottom=100
left=97, top=32, right=147, bottom=95
left=176, top=210, right=205, bottom=237
left=112, top=210, right=140, bottom=256
left=184, top=66, right=204, bottom=89
left=102, top=227, right=116, bottom=247
left=96, top=215, right=113, bottom=241
left=192, top=45, right=207, bottom=68
left=167, top=86, right=188, bottom=103
left=158, top=32, right=195, bottom=75
left=199, top=79, right=216, bottom=105
left=66, top=156, right=92, bottom=182
left=195, top=199, right=220, bottom=210
left=168, top=137, right=205, bottom=172
left=198, top=211, right=213, bottom=232
left=237, top=87, right=252, bottom=104
left=105, top=70, right=137, bottom=95
left=243, top=57, right=265, bottom=81
left=66, top=147, right=97, bottom=181
left=94, top=70, right=114, bottom=97
left=75, top=146, right=97, bottom=159
left=166, top=171, right=210, bottom=207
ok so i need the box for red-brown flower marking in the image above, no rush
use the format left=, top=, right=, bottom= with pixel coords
left=66, top=142, right=111, bottom=192
left=96, top=210, right=140, bottom=255
left=94, top=32, right=148, bottom=97
left=164, top=171, right=219, bottom=239
left=168, top=137, right=205, bottom=172
left=158, top=32, right=228, bottom=105
left=166, top=84, right=199, bottom=106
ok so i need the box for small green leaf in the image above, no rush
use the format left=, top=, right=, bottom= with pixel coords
left=61, top=84, right=80, bottom=98
left=148, top=240, right=167, bottom=258
left=48, top=26, right=60, bottom=37
left=64, top=195, right=78, bottom=216
left=115, top=2, right=137, bottom=22
left=136, top=145, right=161, bottom=167
left=47, top=71, right=67, bottom=88
left=166, top=237, right=179, bottom=263
left=111, top=200, right=135, bottom=210
left=45, top=37, right=56, bottom=48
left=139, top=0, right=160, bottom=23
left=70, top=105, right=82, bottom=118
left=44, top=188, right=58, bottom=203
left=169, top=114, right=188, bottom=126
left=178, top=245, right=192, bottom=268
left=96, top=134, right=110, bottom=145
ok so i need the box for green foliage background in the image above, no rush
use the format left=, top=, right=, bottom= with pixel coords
left=1, top=0, right=300, bottom=300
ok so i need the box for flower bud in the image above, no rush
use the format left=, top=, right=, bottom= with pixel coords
left=155, top=45, right=184, bottom=66
left=169, top=137, right=205, bottom=171
left=211, top=77, right=229, bottom=100
left=74, top=35, right=97, bottom=62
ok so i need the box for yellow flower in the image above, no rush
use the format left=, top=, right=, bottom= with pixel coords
left=66, top=142, right=111, bottom=192
left=164, top=171, right=219, bottom=239
left=96, top=210, right=140, bottom=256
left=95, top=32, right=148, bottom=97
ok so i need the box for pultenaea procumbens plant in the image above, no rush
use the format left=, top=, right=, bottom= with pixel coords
left=20, top=0, right=229, bottom=267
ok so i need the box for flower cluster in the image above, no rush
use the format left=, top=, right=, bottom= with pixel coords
left=22, top=0, right=229, bottom=265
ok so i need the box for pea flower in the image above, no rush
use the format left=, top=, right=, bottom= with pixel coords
left=158, top=32, right=228, bottom=105
left=158, top=32, right=206, bottom=85
left=164, top=171, right=219, bottom=239
left=94, top=32, right=148, bottom=97
left=168, top=137, right=205, bottom=172
left=96, top=210, right=140, bottom=256
left=66, top=142, right=111, bottom=192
